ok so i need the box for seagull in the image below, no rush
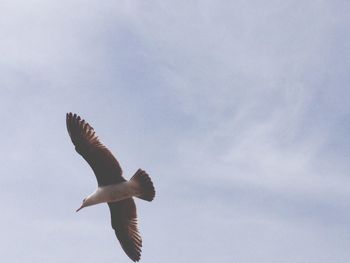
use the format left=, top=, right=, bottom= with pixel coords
left=66, top=112, right=155, bottom=262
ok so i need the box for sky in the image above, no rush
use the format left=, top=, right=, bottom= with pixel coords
left=0, top=0, right=349, bottom=262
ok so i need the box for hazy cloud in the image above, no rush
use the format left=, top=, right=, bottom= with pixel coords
left=0, top=1, right=349, bottom=262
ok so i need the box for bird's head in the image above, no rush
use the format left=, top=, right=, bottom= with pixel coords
left=76, top=197, right=90, bottom=212
left=76, top=190, right=100, bottom=212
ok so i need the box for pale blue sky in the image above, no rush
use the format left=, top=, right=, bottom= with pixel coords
left=0, top=1, right=349, bottom=262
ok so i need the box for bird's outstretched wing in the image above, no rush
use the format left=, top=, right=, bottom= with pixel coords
left=108, top=199, right=142, bottom=262
left=66, top=112, right=125, bottom=186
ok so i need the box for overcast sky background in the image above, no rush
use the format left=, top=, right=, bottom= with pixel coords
left=0, top=1, right=349, bottom=262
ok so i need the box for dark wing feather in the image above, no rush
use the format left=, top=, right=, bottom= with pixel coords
left=108, top=199, right=142, bottom=262
left=66, top=112, right=125, bottom=186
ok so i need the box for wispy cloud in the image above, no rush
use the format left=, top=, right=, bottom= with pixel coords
left=0, top=1, right=349, bottom=262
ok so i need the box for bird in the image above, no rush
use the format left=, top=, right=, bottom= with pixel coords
left=66, top=112, right=155, bottom=262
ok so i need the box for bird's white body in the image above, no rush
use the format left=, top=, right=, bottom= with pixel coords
left=84, top=181, right=140, bottom=208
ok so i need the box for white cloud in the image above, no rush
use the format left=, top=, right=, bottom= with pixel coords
left=0, top=1, right=349, bottom=262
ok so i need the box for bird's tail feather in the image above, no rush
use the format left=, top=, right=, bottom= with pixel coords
left=130, top=169, right=155, bottom=202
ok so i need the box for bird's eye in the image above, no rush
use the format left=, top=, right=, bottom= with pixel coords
left=83, top=198, right=86, bottom=202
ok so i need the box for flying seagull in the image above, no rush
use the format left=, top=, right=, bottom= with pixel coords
left=66, top=112, right=155, bottom=262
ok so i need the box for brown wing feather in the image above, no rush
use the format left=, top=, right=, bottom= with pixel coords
left=108, top=199, right=142, bottom=262
left=66, top=112, right=125, bottom=186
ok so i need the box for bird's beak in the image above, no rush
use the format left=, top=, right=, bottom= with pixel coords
left=76, top=204, right=84, bottom=212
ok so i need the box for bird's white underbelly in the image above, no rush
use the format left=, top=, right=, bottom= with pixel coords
left=95, top=182, right=139, bottom=203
